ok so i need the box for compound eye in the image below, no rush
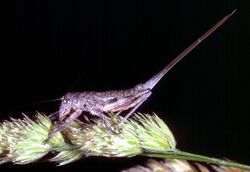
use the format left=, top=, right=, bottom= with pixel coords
left=63, top=99, right=69, bottom=104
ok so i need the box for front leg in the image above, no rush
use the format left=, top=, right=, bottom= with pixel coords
left=44, top=110, right=82, bottom=144
left=48, top=111, right=59, bottom=121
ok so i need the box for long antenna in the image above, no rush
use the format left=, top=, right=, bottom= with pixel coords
left=34, top=98, right=63, bottom=104
left=144, top=10, right=236, bottom=89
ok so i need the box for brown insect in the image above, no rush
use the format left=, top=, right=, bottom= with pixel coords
left=44, top=10, right=236, bottom=144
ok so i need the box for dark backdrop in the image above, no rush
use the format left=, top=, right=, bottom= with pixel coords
left=0, top=0, right=249, bottom=171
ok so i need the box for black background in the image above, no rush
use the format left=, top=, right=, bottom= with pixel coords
left=1, top=0, right=250, bottom=171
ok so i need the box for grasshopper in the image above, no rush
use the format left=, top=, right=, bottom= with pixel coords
left=44, top=10, right=235, bottom=144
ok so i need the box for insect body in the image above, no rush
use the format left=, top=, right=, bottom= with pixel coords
left=44, top=10, right=235, bottom=144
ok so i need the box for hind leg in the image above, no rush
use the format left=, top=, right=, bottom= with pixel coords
left=115, top=91, right=151, bottom=129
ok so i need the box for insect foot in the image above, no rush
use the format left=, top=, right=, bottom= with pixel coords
left=100, top=114, right=120, bottom=134
left=43, top=123, right=58, bottom=145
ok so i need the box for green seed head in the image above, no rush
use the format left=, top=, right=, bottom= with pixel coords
left=0, top=112, right=176, bottom=165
